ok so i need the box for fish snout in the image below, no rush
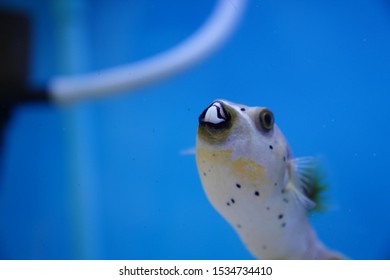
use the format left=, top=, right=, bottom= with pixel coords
left=199, top=101, right=231, bottom=128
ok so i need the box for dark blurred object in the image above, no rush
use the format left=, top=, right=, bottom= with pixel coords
left=0, top=9, right=49, bottom=150
left=0, top=10, right=29, bottom=91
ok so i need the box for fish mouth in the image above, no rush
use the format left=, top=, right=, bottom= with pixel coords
left=199, top=101, right=231, bottom=129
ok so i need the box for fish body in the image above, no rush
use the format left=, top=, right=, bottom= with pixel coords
left=196, top=100, right=342, bottom=259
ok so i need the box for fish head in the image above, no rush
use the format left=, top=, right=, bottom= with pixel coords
left=196, top=99, right=292, bottom=193
left=197, top=99, right=289, bottom=161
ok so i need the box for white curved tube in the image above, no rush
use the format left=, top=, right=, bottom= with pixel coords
left=49, top=0, right=247, bottom=103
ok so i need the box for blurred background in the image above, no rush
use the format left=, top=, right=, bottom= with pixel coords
left=0, top=0, right=389, bottom=259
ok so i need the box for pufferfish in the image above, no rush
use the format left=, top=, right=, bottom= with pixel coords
left=196, top=99, right=343, bottom=260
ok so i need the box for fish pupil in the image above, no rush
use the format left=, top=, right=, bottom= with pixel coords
left=264, top=114, right=272, bottom=126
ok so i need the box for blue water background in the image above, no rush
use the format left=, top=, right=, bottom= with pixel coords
left=0, top=0, right=389, bottom=259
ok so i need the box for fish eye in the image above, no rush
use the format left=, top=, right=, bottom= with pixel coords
left=259, top=109, right=274, bottom=132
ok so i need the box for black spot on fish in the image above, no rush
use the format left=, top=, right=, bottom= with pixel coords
left=254, top=191, right=260, bottom=196
left=266, top=207, right=270, bottom=211
left=269, top=145, right=273, bottom=150
left=203, top=172, right=207, bottom=177
left=281, top=222, right=286, bottom=228
left=283, top=156, right=286, bottom=162
left=240, top=108, right=246, bottom=111
left=262, top=245, right=267, bottom=250
left=236, top=183, right=241, bottom=189
left=237, top=224, right=242, bottom=229
left=281, top=188, right=285, bottom=194
left=274, top=182, right=278, bottom=187
left=227, top=202, right=230, bottom=206
left=278, top=214, right=284, bottom=219
left=231, top=198, right=235, bottom=204
left=212, top=153, right=216, bottom=157
left=283, top=198, right=289, bottom=203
